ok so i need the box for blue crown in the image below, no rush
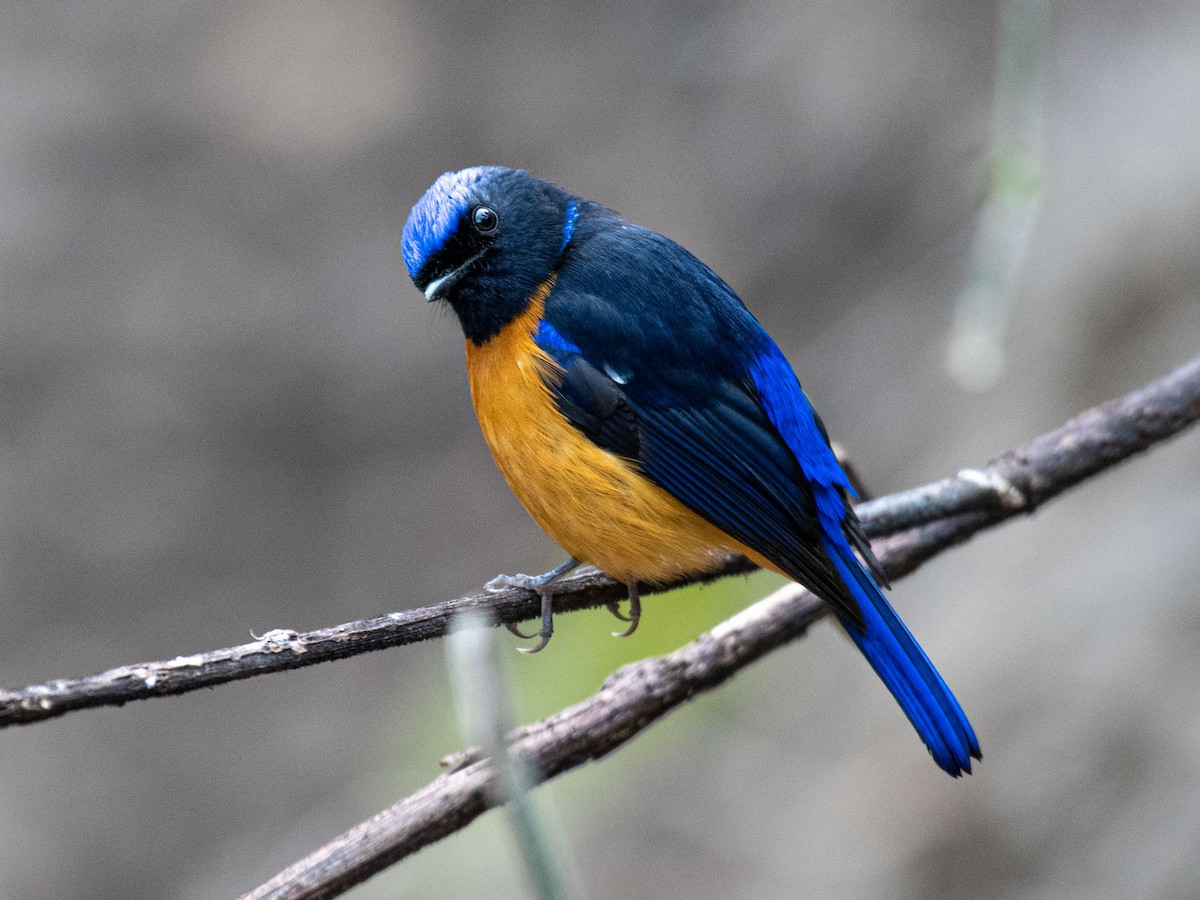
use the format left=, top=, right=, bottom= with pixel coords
left=401, top=167, right=495, bottom=278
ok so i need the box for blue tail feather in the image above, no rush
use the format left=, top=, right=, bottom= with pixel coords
left=821, top=536, right=981, bottom=776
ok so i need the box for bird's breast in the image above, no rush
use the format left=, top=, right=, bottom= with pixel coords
left=464, top=279, right=738, bottom=584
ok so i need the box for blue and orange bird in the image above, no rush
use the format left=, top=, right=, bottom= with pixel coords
left=403, top=167, right=981, bottom=776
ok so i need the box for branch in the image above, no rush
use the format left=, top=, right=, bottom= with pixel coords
left=241, top=580, right=832, bottom=900
left=2, top=355, right=1198, bottom=731
left=229, top=354, right=1200, bottom=898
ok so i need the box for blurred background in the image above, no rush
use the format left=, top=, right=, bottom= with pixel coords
left=2, top=0, right=1199, bottom=897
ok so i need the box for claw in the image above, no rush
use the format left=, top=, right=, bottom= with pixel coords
left=485, top=575, right=513, bottom=594
left=505, top=621, right=537, bottom=640
left=487, top=557, right=580, bottom=653
left=515, top=587, right=555, bottom=653
left=606, top=599, right=633, bottom=622
left=610, top=581, right=642, bottom=638
left=517, top=629, right=553, bottom=654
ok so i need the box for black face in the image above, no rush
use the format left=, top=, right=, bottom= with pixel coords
left=403, top=167, right=576, bottom=344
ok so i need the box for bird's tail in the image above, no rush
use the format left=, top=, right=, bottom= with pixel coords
left=822, top=537, right=982, bottom=776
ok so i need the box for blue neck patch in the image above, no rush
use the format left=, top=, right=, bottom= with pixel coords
left=402, top=167, right=490, bottom=278
left=560, top=201, right=579, bottom=254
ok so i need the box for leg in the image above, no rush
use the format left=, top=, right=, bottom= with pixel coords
left=485, top=557, right=580, bottom=653
left=609, top=581, right=642, bottom=638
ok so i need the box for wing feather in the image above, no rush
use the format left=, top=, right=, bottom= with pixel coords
left=535, top=321, right=863, bottom=625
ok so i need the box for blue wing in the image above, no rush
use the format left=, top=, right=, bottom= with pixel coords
left=538, top=216, right=981, bottom=775
left=749, top=344, right=981, bottom=774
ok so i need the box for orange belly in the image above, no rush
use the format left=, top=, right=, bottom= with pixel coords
left=465, top=280, right=749, bottom=585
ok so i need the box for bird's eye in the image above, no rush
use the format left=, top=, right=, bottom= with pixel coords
left=471, top=206, right=499, bottom=234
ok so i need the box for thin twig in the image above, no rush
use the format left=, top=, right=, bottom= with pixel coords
left=233, top=354, right=1200, bottom=900
left=2, top=355, right=1197, bottom=731
left=447, top=613, right=577, bottom=899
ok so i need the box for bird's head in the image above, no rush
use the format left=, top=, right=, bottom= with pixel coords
left=402, top=166, right=577, bottom=344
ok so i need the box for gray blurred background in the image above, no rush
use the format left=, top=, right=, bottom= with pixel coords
left=2, top=1, right=1199, bottom=898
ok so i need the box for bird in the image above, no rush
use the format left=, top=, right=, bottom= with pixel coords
left=402, top=166, right=981, bottom=776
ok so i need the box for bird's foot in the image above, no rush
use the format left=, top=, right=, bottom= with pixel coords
left=608, top=581, right=642, bottom=638
left=485, top=558, right=580, bottom=653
